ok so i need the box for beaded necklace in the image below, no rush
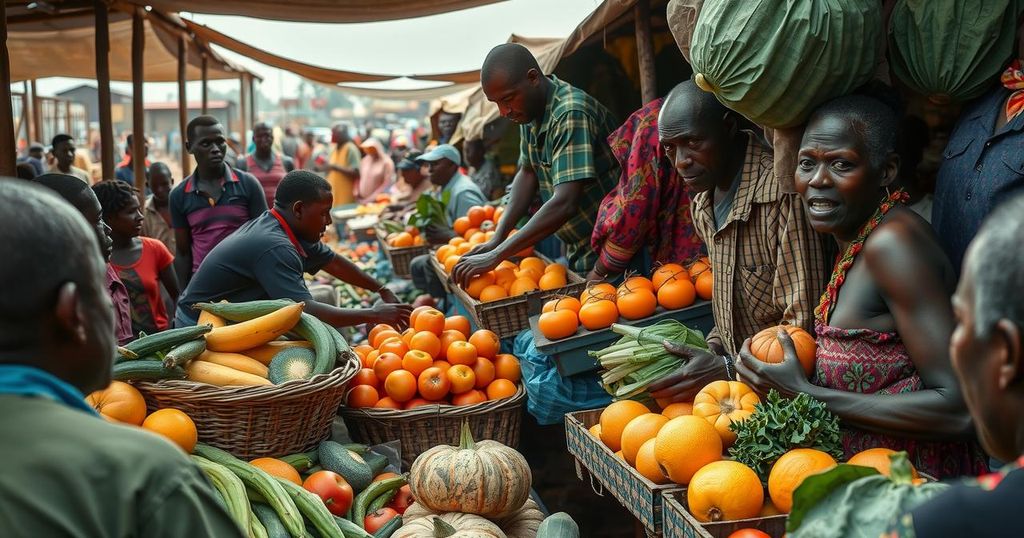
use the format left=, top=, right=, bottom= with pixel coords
left=814, top=188, right=910, bottom=325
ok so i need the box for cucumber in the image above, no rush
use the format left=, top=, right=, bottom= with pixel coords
left=269, top=347, right=317, bottom=383
left=371, top=516, right=401, bottom=538
left=319, top=441, right=373, bottom=493
left=363, top=452, right=388, bottom=477
left=298, top=314, right=336, bottom=376
left=253, top=503, right=291, bottom=538
left=352, top=477, right=406, bottom=530
left=325, top=324, right=356, bottom=371
left=273, top=476, right=343, bottom=538
left=112, top=361, right=186, bottom=382
left=366, top=489, right=397, bottom=514
left=120, top=324, right=213, bottom=358
left=280, top=451, right=318, bottom=473
left=194, top=300, right=297, bottom=320
left=162, top=338, right=207, bottom=368
left=333, top=516, right=373, bottom=538
left=250, top=510, right=270, bottom=538
left=190, top=455, right=252, bottom=535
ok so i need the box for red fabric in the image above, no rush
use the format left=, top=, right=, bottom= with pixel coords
left=1001, top=59, right=1024, bottom=121
left=105, top=264, right=134, bottom=344
left=247, top=154, right=288, bottom=209
left=112, top=237, right=175, bottom=333
left=269, top=208, right=307, bottom=257
left=591, top=98, right=703, bottom=273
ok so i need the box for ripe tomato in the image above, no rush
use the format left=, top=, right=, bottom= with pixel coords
left=726, top=530, right=770, bottom=538
left=387, top=485, right=414, bottom=515
left=364, top=507, right=399, bottom=533
left=302, top=471, right=353, bottom=516
left=538, top=309, right=579, bottom=340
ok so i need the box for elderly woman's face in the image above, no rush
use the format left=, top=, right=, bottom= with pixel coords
left=795, top=114, right=887, bottom=240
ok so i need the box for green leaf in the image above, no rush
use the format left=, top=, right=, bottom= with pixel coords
left=786, top=464, right=880, bottom=533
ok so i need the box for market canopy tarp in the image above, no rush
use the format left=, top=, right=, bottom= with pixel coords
left=133, top=0, right=506, bottom=23
left=7, top=10, right=252, bottom=83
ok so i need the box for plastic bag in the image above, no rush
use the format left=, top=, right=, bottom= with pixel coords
left=513, top=330, right=611, bottom=426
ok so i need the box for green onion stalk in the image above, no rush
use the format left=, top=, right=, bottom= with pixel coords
left=590, top=319, right=708, bottom=400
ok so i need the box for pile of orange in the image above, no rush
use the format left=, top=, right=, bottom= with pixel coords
left=347, top=306, right=522, bottom=410
left=386, top=226, right=426, bottom=248
left=435, top=204, right=536, bottom=277
left=447, top=256, right=569, bottom=303
left=537, top=258, right=713, bottom=341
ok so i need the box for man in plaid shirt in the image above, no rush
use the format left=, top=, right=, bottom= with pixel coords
left=452, top=43, right=619, bottom=287
left=649, top=81, right=830, bottom=403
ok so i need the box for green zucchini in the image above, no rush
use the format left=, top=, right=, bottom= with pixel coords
left=190, top=455, right=252, bottom=535
left=112, top=361, right=186, bottom=382
left=366, top=489, right=396, bottom=515
left=194, top=444, right=304, bottom=538
left=252, top=503, right=291, bottom=538
left=162, top=338, right=207, bottom=368
left=120, top=324, right=213, bottom=358
left=326, top=324, right=356, bottom=371
left=273, top=476, right=343, bottom=538
left=333, top=516, right=373, bottom=538
left=352, top=477, right=406, bottom=529
left=279, top=451, right=318, bottom=473
left=194, top=300, right=296, bottom=320
left=371, top=517, right=401, bottom=538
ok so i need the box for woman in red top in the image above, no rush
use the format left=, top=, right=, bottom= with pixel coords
left=93, top=181, right=180, bottom=335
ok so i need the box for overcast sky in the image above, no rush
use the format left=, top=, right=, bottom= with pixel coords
left=24, top=0, right=601, bottom=102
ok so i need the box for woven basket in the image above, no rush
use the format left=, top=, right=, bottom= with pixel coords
left=431, top=252, right=587, bottom=339
left=135, top=355, right=360, bottom=459
left=377, top=226, right=430, bottom=279
left=338, top=385, right=526, bottom=468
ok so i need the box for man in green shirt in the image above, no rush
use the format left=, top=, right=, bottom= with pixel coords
left=0, top=180, right=243, bottom=537
left=453, top=43, right=619, bottom=286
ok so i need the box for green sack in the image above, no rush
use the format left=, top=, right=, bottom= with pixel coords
left=889, top=0, right=1024, bottom=104
left=690, top=0, right=881, bottom=128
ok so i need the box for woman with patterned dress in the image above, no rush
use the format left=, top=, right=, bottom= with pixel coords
left=736, top=95, right=987, bottom=479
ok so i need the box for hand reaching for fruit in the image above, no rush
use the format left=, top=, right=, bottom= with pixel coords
left=735, top=330, right=813, bottom=399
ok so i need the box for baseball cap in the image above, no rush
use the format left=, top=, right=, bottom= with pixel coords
left=416, top=144, right=461, bottom=166
left=397, top=150, right=423, bottom=170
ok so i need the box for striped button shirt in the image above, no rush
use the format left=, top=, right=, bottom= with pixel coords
left=692, top=133, right=830, bottom=355
left=518, top=75, right=620, bottom=273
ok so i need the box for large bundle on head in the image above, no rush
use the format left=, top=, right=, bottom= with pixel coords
left=888, top=0, right=1024, bottom=104
left=688, top=0, right=882, bottom=129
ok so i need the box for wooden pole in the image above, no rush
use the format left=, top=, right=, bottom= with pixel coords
left=95, top=0, right=114, bottom=180
left=239, top=73, right=247, bottom=156
left=249, top=75, right=256, bottom=129
left=30, top=80, right=41, bottom=146
left=0, top=0, right=14, bottom=177
left=22, top=81, right=31, bottom=143
left=131, top=7, right=145, bottom=202
left=201, top=53, right=209, bottom=114
left=634, top=0, right=657, bottom=104
left=177, top=35, right=190, bottom=177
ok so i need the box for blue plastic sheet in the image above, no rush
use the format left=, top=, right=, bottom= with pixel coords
left=513, top=329, right=611, bottom=425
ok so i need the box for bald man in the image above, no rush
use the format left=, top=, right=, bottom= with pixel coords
left=452, top=43, right=620, bottom=286
left=647, top=80, right=829, bottom=403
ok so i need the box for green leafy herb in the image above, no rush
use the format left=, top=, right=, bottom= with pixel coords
left=408, top=191, right=450, bottom=230
left=728, top=389, right=843, bottom=481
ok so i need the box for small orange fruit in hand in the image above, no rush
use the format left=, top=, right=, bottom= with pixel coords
left=447, top=364, right=477, bottom=394
left=486, top=378, right=518, bottom=400
left=687, top=461, right=763, bottom=522
left=749, top=325, right=817, bottom=377
left=250, top=457, right=303, bottom=485
left=384, top=370, right=417, bottom=403
left=373, top=352, right=403, bottom=381
left=86, top=380, right=147, bottom=425
left=444, top=315, right=472, bottom=338
left=347, top=385, right=380, bottom=408
left=653, top=415, right=722, bottom=485
left=142, top=408, right=198, bottom=453
left=493, top=354, right=521, bottom=382
left=452, top=389, right=487, bottom=406
left=768, top=448, right=837, bottom=513
left=409, top=331, right=442, bottom=358
left=402, top=350, right=434, bottom=377
left=472, top=357, right=496, bottom=389
left=417, top=367, right=451, bottom=401
left=620, top=413, right=670, bottom=465
left=446, top=340, right=478, bottom=366
left=538, top=309, right=579, bottom=340
left=469, top=330, right=500, bottom=359
left=695, top=270, right=713, bottom=300
left=598, top=400, right=650, bottom=452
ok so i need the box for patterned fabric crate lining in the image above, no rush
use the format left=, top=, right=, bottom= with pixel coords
left=565, top=408, right=684, bottom=534
left=661, top=491, right=786, bottom=538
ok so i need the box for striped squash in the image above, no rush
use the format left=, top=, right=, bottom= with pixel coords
left=408, top=421, right=531, bottom=519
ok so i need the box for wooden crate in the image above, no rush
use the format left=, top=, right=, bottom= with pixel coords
left=376, top=226, right=429, bottom=279
left=432, top=252, right=586, bottom=339
left=662, top=491, right=786, bottom=538
left=565, top=408, right=684, bottom=535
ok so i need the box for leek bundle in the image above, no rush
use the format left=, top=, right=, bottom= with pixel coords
left=591, top=320, right=707, bottom=399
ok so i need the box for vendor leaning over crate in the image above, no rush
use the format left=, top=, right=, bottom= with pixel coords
left=649, top=80, right=830, bottom=403
left=0, top=180, right=242, bottom=537
left=174, top=170, right=413, bottom=329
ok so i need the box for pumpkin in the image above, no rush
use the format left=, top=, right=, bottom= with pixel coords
left=85, top=381, right=148, bottom=425
left=692, top=380, right=759, bottom=447
left=409, top=421, right=532, bottom=518
left=749, top=325, right=817, bottom=377
left=494, top=499, right=545, bottom=538
left=394, top=513, right=508, bottom=538
left=536, top=513, right=580, bottom=538
left=788, top=452, right=948, bottom=537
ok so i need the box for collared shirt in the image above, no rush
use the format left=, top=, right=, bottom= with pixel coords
left=142, top=195, right=176, bottom=254
left=439, top=172, right=488, bottom=224
left=932, top=84, right=1024, bottom=273
left=168, top=164, right=268, bottom=273
left=106, top=263, right=134, bottom=344
left=0, top=394, right=244, bottom=537
left=691, top=133, right=829, bottom=355
left=174, top=210, right=334, bottom=326
left=518, top=75, right=620, bottom=273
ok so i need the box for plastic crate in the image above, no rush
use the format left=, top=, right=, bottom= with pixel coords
left=662, top=491, right=786, bottom=538
left=565, top=408, right=684, bottom=535
left=529, top=301, right=716, bottom=377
